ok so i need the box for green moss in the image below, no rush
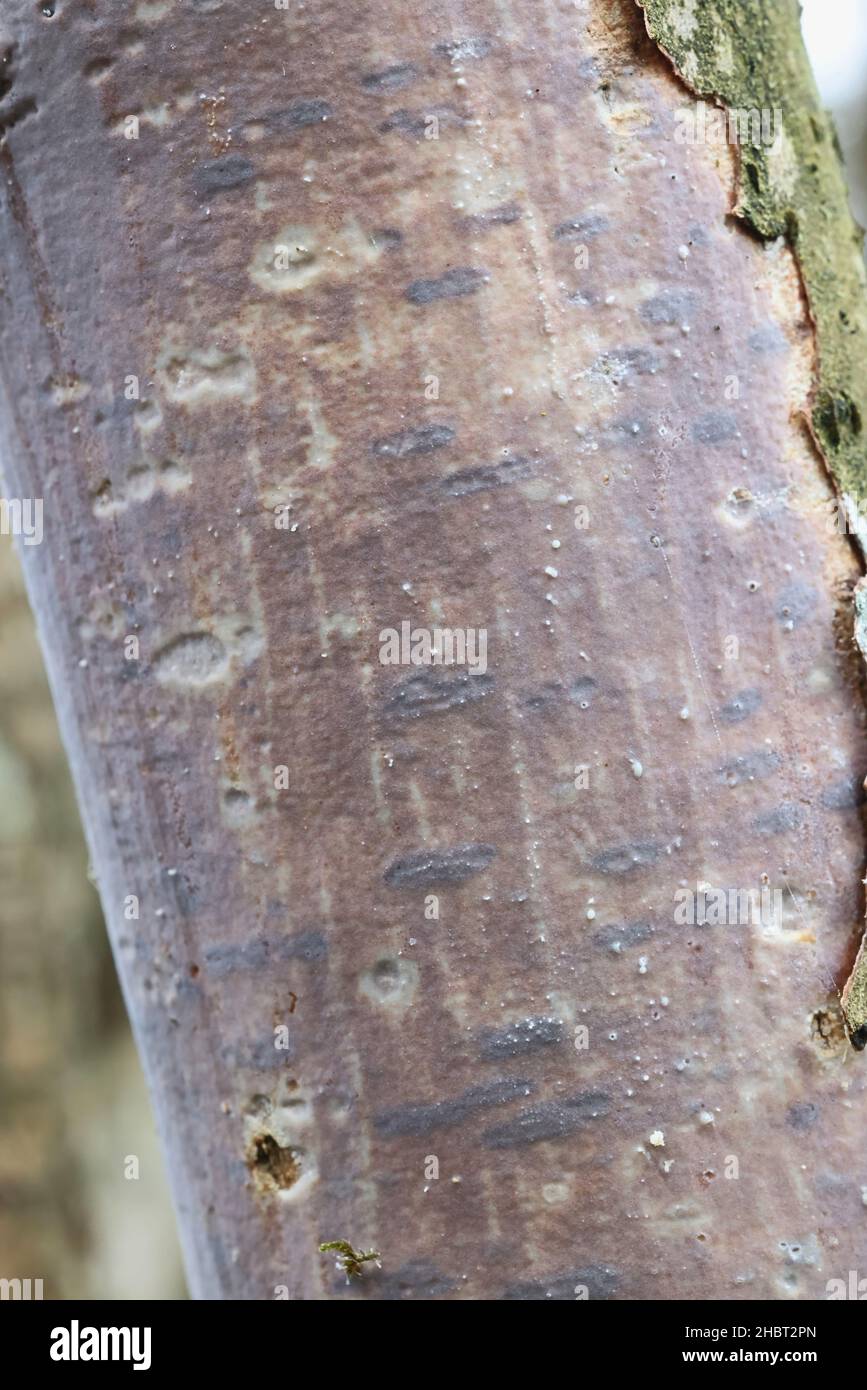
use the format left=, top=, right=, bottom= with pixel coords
left=637, top=0, right=867, bottom=498
left=319, top=1239, right=381, bottom=1282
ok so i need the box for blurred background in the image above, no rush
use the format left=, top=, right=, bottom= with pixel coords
left=0, top=1, right=864, bottom=1302
left=0, top=538, right=186, bottom=1299
left=802, top=0, right=867, bottom=227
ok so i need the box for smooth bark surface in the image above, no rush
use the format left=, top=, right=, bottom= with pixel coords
left=1, top=0, right=866, bottom=1299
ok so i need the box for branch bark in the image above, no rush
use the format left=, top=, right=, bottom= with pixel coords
left=1, top=0, right=866, bottom=1299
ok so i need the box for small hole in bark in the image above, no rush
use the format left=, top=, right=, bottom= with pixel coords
left=850, top=1023, right=867, bottom=1051
left=248, top=1133, right=301, bottom=1192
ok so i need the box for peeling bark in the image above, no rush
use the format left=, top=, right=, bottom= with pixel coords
left=1, top=0, right=867, bottom=1300
left=635, top=0, right=867, bottom=1067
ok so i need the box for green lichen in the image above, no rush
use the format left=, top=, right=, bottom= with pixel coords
left=637, top=0, right=867, bottom=498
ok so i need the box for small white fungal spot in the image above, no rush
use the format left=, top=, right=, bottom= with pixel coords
left=649, top=1129, right=665, bottom=1147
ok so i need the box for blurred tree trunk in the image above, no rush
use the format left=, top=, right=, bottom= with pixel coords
left=0, top=536, right=183, bottom=1299
left=1, top=0, right=867, bottom=1301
